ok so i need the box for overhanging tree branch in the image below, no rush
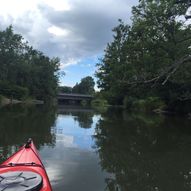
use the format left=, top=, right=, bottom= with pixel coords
left=120, top=55, right=191, bottom=86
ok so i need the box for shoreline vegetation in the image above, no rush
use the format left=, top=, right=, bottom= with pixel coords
left=0, top=26, right=60, bottom=106
left=0, top=95, right=44, bottom=107
left=95, top=1, right=191, bottom=115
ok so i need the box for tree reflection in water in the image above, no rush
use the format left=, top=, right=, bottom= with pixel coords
left=94, top=108, right=191, bottom=191
left=0, top=105, right=57, bottom=162
left=73, top=111, right=94, bottom=129
left=58, top=106, right=94, bottom=129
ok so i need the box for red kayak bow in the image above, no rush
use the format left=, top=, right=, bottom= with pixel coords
left=0, top=138, right=52, bottom=191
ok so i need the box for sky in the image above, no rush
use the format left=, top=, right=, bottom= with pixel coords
left=0, top=0, right=138, bottom=88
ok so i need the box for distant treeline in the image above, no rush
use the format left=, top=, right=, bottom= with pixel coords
left=95, top=0, right=191, bottom=113
left=0, top=26, right=60, bottom=101
left=59, top=76, right=95, bottom=95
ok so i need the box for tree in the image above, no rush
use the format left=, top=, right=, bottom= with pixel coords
left=96, top=0, right=191, bottom=112
left=72, top=76, right=95, bottom=95
left=96, top=20, right=130, bottom=104
left=0, top=26, right=60, bottom=101
left=0, top=26, right=27, bottom=82
left=58, top=86, right=72, bottom=93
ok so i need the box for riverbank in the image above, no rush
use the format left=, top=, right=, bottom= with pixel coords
left=0, top=95, right=44, bottom=107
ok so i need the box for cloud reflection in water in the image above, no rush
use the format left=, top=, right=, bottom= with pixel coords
left=40, top=113, right=107, bottom=191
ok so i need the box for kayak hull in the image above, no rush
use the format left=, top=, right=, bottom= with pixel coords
left=0, top=139, right=52, bottom=191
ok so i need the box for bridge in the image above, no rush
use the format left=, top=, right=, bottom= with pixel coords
left=57, top=93, right=93, bottom=104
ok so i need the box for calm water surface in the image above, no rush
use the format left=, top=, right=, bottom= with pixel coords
left=0, top=105, right=191, bottom=191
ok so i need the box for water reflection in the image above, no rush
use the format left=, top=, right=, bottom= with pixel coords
left=45, top=106, right=107, bottom=191
left=58, top=106, right=94, bottom=129
left=52, top=106, right=98, bottom=150
left=0, top=105, right=56, bottom=162
left=94, top=108, right=191, bottom=191
left=1, top=105, right=191, bottom=191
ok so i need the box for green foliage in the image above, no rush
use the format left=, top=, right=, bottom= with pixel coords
left=123, top=96, right=136, bottom=109
left=96, top=20, right=130, bottom=104
left=0, top=26, right=60, bottom=101
left=96, top=0, right=191, bottom=112
left=132, top=97, right=166, bottom=112
left=0, top=95, right=3, bottom=104
left=72, top=76, right=95, bottom=95
left=0, top=81, right=28, bottom=99
left=124, top=95, right=166, bottom=112
left=91, top=98, right=108, bottom=107
left=58, top=86, right=72, bottom=93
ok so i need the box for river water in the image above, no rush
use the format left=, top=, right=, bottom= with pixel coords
left=0, top=105, right=191, bottom=191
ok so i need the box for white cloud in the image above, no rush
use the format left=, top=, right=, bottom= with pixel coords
left=48, top=26, right=70, bottom=36
left=60, top=59, right=81, bottom=69
left=56, top=134, right=76, bottom=147
left=0, top=0, right=71, bottom=18
left=0, top=0, right=38, bottom=18
left=42, top=0, right=71, bottom=11
left=0, top=0, right=138, bottom=67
